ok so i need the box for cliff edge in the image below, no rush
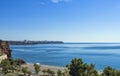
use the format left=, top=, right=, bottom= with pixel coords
left=0, top=40, right=12, bottom=58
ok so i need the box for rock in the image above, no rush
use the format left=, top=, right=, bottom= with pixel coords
left=0, top=40, right=12, bottom=58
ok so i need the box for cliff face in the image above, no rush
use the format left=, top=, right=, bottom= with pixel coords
left=0, top=40, right=12, bottom=58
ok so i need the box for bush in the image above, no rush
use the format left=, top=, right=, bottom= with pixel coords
left=57, top=70, right=62, bottom=76
left=66, top=58, right=99, bottom=76
left=102, top=66, right=120, bottom=76
left=0, top=58, right=26, bottom=74
left=34, top=63, right=40, bottom=74
left=15, top=58, right=26, bottom=65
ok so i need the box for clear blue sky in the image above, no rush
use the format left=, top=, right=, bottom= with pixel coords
left=0, top=0, right=120, bottom=42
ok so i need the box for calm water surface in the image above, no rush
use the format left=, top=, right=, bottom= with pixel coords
left=10, top=43, right=120, bottom=70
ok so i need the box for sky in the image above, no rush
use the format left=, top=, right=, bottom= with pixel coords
left=0, top=0, right=120, bottom=42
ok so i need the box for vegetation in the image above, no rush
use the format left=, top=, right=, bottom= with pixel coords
left=57, top=70, right=63, bottom=76
left=102, top=66, right=120, bottom=76
left=1, top=57, right=120, bottom=76
left=34, top=63, right=41, bottom=74
left=0, top=59, right=27, bottom=75
left=21, top=67, right=28, bottom=76
left=42, top=69, right=47, bottom=76
left=66, top=58, right=120, bottom=76
left=22, top=67, right=31, bottom=76
left=15, top=58, right=26, bottom=65
left=47, top=69, right=55, bottom=76
left=1, top=59, right=20, bottom=74
left=66, top=58, right=98, bottom=76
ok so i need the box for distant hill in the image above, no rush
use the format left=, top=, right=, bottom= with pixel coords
left=7, top=40, right=64, bottom=45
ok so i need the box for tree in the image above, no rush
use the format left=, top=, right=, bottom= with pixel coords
left=47, top=69, right=55, bottom=76
left=82, top=64, right=98, bottom=76
left=102, top=66, right=120, bottom=76
left=0, top=58, right=26, bottom=75
left=66, top=58, right=98, bottom=76
left=1, top=59, right=18, bottom=74
left=27, top=70, right=32, bottom=76
left=15, top=58, right=26, bottom=66
left=34, top=63, right=40, bottom=74
left=1, top=59, right=10, bottom=74
left=66, top=58, right=83, bottom=76
left=57, top=70, right=63, bottom=76
left=47, top=69, right=51, bottom=76
left=22, top=67, right=29, bottom=76
left=42, top=69, right=47, bottom=76
left=50, top=70, right=55, bottom=76
left=64, top=69, right=69, bottom=76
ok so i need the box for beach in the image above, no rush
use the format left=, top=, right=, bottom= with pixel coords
left=22, top=63, right=67, bottom=75
left=22, top=63, right=102, bottom=76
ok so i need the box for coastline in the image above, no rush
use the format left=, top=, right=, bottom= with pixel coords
left=22, top=63, right=67, bottom=75
left=22, top=63, right=103, bottom=75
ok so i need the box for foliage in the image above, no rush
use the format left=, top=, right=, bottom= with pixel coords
left=27, top=70, right=32, bottom=76
left=6, top=73, right=17, bottom=76
left=42, top=69, right=47, bottom=76
left=21, top=67, right=30, bottom=76
left=47, top=69, right=55, bottom=76
left=14, top=58, right=26, bottom=65
left=57, top=70, right=63, bottom=76
left=0, top=58, right=26, bottom=74
left=34, top=63, right=40, bottom=74
left=66, top=58, right=120, bottom=76
left=1, top=59, right=17, bottom=74
left=66, top=58, right=99, bottom=76
left=102, top=66, right=120, bottom=76
left=2, top=57, right=120, bottom=76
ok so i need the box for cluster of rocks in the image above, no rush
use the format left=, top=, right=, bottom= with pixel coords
left=0, top=40, right=12, bottom=58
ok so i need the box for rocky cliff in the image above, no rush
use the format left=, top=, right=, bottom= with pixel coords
left=0, top=40, right=12, bottom=58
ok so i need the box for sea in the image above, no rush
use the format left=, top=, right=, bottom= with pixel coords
left=10, top=43, right=120, bottom=70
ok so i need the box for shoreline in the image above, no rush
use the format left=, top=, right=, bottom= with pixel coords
left=27, top=62, right=66, bottom=68
left=25, top=63, right=66, bottom=70
left=22, top=63, right=67, bottom=75
left=22, top=63, right=103, bottom=75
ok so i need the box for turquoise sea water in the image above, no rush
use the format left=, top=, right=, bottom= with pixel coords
left=10, top=43, right=120, bottom=70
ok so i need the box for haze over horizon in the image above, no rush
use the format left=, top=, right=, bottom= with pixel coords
left=0, top=0, right=120, bottom=42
